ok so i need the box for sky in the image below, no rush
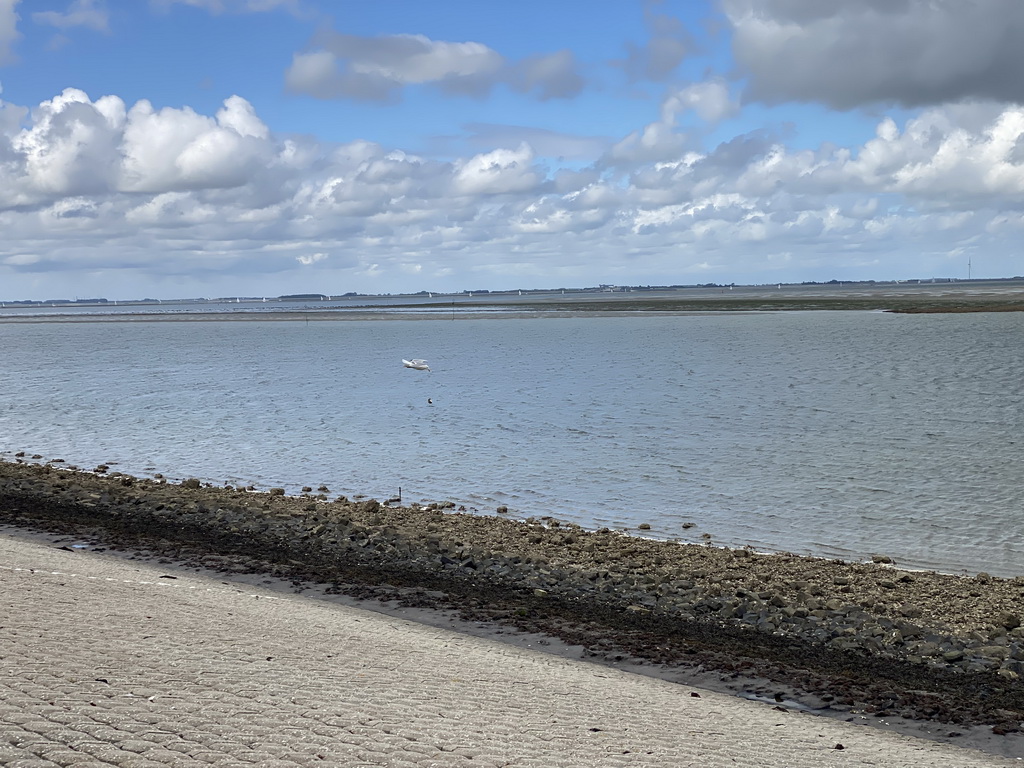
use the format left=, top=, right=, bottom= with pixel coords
left=2, top=0, right=1024, bottom=300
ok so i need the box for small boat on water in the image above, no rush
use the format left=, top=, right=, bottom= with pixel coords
left=402, top=358, right=430, bottom=371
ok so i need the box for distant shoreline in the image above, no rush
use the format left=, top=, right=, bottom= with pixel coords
left=1, top=285, right=1023, bottom=323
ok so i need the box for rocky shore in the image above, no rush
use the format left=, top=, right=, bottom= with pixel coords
left=2, top=457, right=1023, bottom=739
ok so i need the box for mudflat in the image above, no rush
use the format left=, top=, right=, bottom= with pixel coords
left=1, top=279, right=1023, bottom=322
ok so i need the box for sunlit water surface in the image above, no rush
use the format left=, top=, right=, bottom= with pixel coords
left=1, top=311, right=1021, bottom=577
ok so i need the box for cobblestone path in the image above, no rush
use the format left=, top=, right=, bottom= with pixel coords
left=0, top=534, right=1015, bottom=767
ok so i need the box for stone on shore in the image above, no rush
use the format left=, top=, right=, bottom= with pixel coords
left=1, top=458, right=1022, bottom=732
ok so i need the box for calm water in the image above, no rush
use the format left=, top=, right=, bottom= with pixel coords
left=1, top=311, right=1021, bottom=577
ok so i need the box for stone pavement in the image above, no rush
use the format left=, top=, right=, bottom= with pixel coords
left=0, top=532, right=1017, bottom=767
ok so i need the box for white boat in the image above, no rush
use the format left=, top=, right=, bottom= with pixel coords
left=402, top=358, right=430, bottom=371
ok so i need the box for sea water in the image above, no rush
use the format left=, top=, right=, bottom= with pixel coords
left=1, top=310, right=1021, bottom=577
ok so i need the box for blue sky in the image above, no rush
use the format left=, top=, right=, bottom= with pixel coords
left=2, top=0, right=1023, bottom=300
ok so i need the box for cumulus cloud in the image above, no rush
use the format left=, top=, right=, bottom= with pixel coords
left=0, top=0, right=20, bottom=64
left=0, top=90, right=27, bottom=135
left=11, top=89, right=124, bottom=197
left=0, top=88, right=289, bottom=211
left=33, top=0, right=108, bottom=32
left=460, top=123, right=611, bottom=161
left=725, top=0, right=1024, bottom=108
left=852, top=106, right=1024, bottom=201
left=604, top=118, right=689, bottom=168
left=600, top=80, right=738, bottom=170
left=5, top=87, right=1024, bottom=298
left=286, top=30, right=585, bottom=103
left=662, top=80, right=738, bottom=124
left=286, top=33, right=502, bottom=102
left=452, top=144, right=541, bottom=196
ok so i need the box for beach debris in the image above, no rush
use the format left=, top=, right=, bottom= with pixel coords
left=402, top=358, right=430, bottom=371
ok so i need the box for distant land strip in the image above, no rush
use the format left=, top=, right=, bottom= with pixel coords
left=2, top=291, right=1024, bottom=322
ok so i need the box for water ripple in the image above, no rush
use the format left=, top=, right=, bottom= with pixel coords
left=1, top=312, right=1022, bottom=576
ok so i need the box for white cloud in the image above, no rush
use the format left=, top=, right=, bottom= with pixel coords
left=514, top=184, right=621, bottom=234
left=5, top=87, right=1024, bottom=298
left=0, top=94, right=28, bottom=135
left=599, top=80, right=737, bottom=170
left=603, top=108, right=687, bottom=169
left=286, top=33, right=503, bottom=102
left=286, top=30, right=585, bottom=103
left=457, top=123, right=610, bottom=163
left=0, top=0, right=20, bottom=64
left=120, top=95, right=273, bottom=191
left=858, top=106, right=1024, bottom=201
left=10, top=88, right=123, bottom=197
left=33, top=0, right=108, bottom=32
left=4, top=252, right=40, bottom=266
left=215, top=94, right=268, bottom=139
left=662, top=80, right=738, bottom=124
left=1, top=88, right=283, bottom=208
left=452, top=144, right=541, bottom=196
left=151, top=0, right=303, bottom=14
left=124, top=191, right=216, bottom=226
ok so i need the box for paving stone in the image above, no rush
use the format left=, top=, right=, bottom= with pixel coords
left=1, top=533, right=1018, bottom=768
